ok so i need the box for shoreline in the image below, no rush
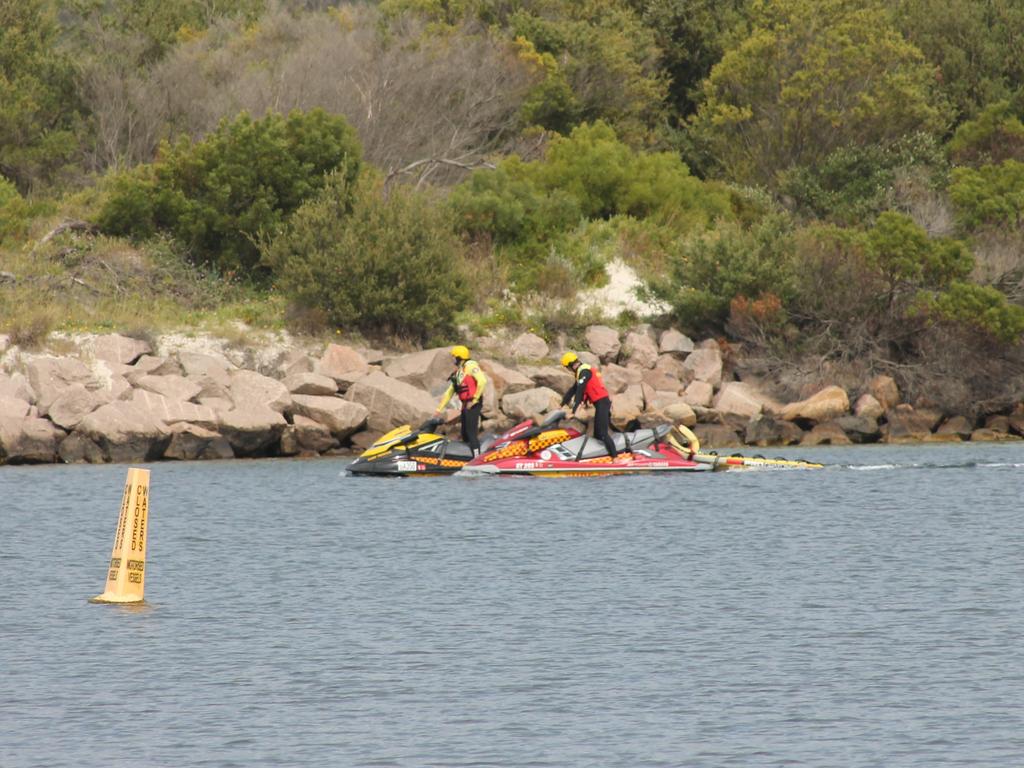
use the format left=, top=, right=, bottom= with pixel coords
left=1, top=327, right=1022, bottom=466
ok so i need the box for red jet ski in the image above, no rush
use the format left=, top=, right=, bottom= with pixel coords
left=460, top=409, right=710, bottom=476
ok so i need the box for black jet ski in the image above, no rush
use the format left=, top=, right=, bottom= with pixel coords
left=347, top=417, right=489, bottom=476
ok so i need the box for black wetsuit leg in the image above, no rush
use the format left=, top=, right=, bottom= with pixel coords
left=461, top=401, right=483, bottom=454
left=592, top=397, right=617, bottom=458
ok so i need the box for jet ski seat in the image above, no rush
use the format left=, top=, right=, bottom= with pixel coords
left=558, top=424, right=673, bottom=459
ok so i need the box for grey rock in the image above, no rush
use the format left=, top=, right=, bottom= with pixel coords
left=345, top=370, right=436, bottom=433
left=0, top=416, right=63, bottom=463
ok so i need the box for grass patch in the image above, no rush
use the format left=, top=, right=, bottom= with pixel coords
left=0, top=224, right=287, bottom=341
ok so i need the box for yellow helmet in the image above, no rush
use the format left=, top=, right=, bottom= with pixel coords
left=560, top=351, right=578, bottom=367
left=450, top=344, right=470, bottom=360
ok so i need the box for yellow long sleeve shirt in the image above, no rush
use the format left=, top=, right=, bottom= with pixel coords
left=437, top=359, right=487, bottom=410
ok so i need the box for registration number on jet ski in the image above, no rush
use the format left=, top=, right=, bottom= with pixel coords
left=396, top=461, right=420, bottom=472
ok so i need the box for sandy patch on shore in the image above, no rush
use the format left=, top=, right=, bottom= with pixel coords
left=578, top=259, right=668, bottom=318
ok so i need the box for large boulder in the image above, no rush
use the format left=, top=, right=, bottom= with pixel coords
left=76, top=400, right=171, bottom=462
left=58, top=432, right=106, bottom=464
left=136, top=373, right=204, bottom=403
left=479, top=360, right=534, bottom=398
left=651, top=401, right=697, bottom=428
left=500, top=387, right=561, bottom=421
left=682, top=347, right=723, bottom=388
left=585, top=325, right=621, bottom=362
left=282, top=372, right=338, bottom=396
left=600, top=363, right=642, bottom=394
left=801, top=421, right=853, bottom=446
left=345, top=370, right=437, bottom=433
left=267, top=349, right=315, bottom=380
left=0, top=372, right=35, bottom=403
left=622, top=331, right=660, bottom=369
left=682, top=380, right=715, bottom=408
left=744, top=415, right=804, bottom=446
left=780, top=386, right=850, bottom=423
left=610, top=384, right=645, bottom=428
left=216, top=406, right=287, bottom=456
left=936, top=415, right=973, bottom=441
left=316, top=344, right=370, bottom=385
left=91, top=333, right=151, bottom=365
left=0, top=395, right=31, bottom=419
left=126, top=355, right=181, bottom=383
left=25, top=357, right=97, bottom=415
left=883, top=405, right=942, bottom=443
left=868, top=375, right=901, bottom=410
left=970, top=428, right=1022, bottom=442
left=228, top=369, right=292, bottom=414
left=694, top=423, right=744, bottom=449
left=179, top=352, right=234, bottom=399
left=88, top=361, right=133, bottom=402
left=853, top=393, right=884, bottom=420
left=642, top=355, right=689, bottom=392
left=520, top=365, right=574, bottom=393
left=382, top=347, right=452, bottom=393
left=129, top=389, right=219, bottom=429
left=289, top=394, right=368, bottom=439
left=835, top=414, right=881, bottom=443
left=643, top=388, right=684, bottom=413
left=713, top=382, right=765, bottom=420
left=280, top=416, right=339, bottom=456
left=510, top=332, right=549, bottom=360
left=659, top=329, right=694, bottom=357
left=163, top=423, right=234, bottom=460
left=0, top=416, right=63, bottom=463
left=47, top=383, right=110, bottom=429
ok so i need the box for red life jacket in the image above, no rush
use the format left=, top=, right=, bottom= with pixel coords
left=578, top=363, right=609, bottom=404
left=455, top=362, right=479, bottom=402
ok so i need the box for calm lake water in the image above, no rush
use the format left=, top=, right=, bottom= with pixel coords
left=1, top=442, right=1023, bottom=767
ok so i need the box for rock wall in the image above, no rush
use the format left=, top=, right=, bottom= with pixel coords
left=0, top=328, right=1021, bottom=465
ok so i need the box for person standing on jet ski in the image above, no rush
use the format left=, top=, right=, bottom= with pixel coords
left=559, top=351, right=621, bottom=460
left=435, top=345, right=488, bottom=456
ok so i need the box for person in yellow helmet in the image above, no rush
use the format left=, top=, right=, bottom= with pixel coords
left=435, top=345, right=488, bottom=455
left=559, top=351, right=621, bottom=460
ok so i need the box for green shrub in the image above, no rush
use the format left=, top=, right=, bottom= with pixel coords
left=0, top=176, right=57, bottom=244
left=530, top=121, right=729, bottom=224
left=96, top=109, right=361, bottom=279
left=917, top=281, right=1024, bottom=344
left=448, top=121, right=731, bottom=295
left=786, top=215, right=980, bottom=359
left=650, top=215, right=798, bottom=332
left=780, top=134, right=946, bottom=225
left=866, top=211, right=973, bottom=291
left=264, top=173, right=467, bottom=343
left=448, top=157, right=580, bottom=246
left=947, top=101, right=1024, bottom=166
left=0, top=177, right=28, bottom=242
left=949, top=160, right=1024, bottom=232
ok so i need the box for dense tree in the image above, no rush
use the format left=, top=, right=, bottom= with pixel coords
left=103, top=7, right=535, bottom=185
left=691, top=0, right=947, bottom=187
left=63, top=0, right=263, bottom=64
left=505, top=0, right=668, bottom=143
left=652, top=215, right=797, bottom=332
left=946, top=100, right=1024, bottom=167
left=264, top=172, right=468, bottom=342
left=97, top=109, right=362, bottom=277
left=948, top=161, right=1024, bottom=233
left=628, top=0, right=751, bottom=120
left=780, top=133, right=947, bottom=225
left=891, top=0, right=1024, bottom=124
left=0, top=0, right=81, bottom=191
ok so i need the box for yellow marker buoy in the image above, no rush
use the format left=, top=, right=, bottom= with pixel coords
left=90, top=468, right=150, bottom=604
